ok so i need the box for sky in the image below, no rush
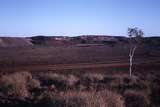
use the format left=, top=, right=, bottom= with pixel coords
left=0, top=0, right=160, bottom=37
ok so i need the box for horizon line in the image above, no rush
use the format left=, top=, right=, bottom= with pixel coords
left=0, top=35, right=159, bottom=38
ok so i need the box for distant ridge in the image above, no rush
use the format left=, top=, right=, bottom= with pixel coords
left=0, top=35, right=159, bottom=47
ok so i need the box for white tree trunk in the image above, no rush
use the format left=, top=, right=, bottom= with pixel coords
left=129, top=46, right=136, bottom=77
left=129, top=55, right=133, bottom=77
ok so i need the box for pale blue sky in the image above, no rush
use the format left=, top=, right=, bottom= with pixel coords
left=0, top=0, right=160, bottom=37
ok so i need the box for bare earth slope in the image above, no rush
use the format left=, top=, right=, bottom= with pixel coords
left=0, top=35, right=160, bottom=72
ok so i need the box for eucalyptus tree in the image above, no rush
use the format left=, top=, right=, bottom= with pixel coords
left=128, top=27, right=144, bottom=77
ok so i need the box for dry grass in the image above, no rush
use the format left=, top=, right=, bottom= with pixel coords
left=0, top=71, right=40, bottom=98
left=0, top=71, right=156, bottom=107
left=37, top=90, right=125, bottom=107
left=0, top=71, right=30, bottom=97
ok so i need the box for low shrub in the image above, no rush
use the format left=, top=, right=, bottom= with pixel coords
left=82, top=73, right=105, bottom=82
left=38, top=73, right=79, bottom=90
left=28, top=78, right=41, bottom=90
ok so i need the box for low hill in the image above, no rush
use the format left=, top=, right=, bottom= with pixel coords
left=0, top=37, right=33, bottom=47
